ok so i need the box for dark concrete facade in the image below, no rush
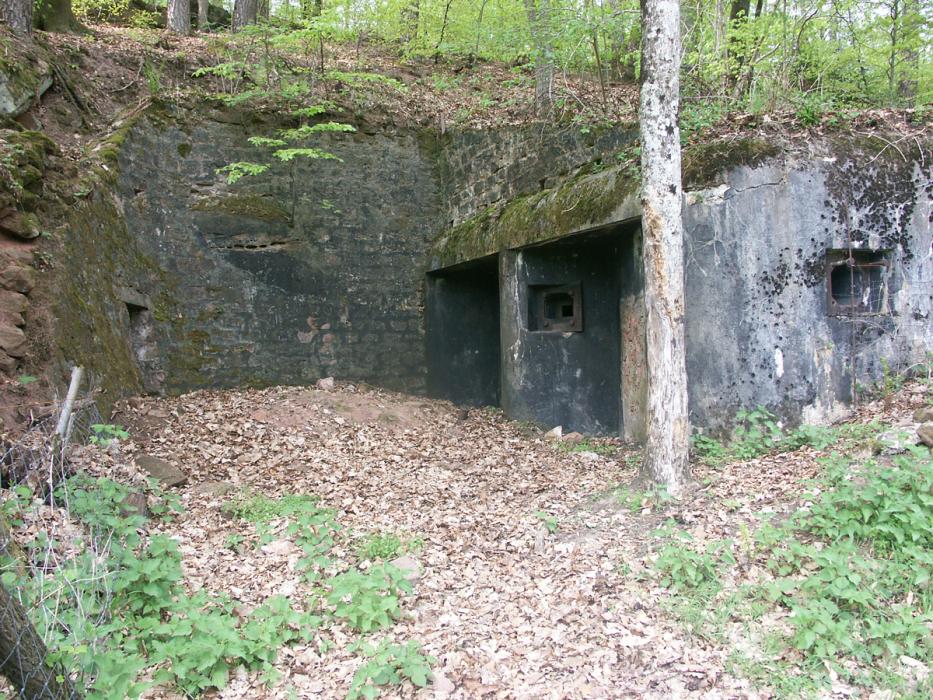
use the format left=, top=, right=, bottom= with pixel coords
left=57, top=110, right=930, bottom=437
left=428, top=137, right=931, bottom=435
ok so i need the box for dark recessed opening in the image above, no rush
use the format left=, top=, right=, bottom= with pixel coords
left=125, top=302, right=163, bottom=393
left=826, top=250, right=889, bottom=315
left=530, top=283, right=582, bottom=332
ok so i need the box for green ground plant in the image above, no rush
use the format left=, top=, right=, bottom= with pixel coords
left=534, top=510, right=559, bottom=534
left=690, top=407, right=881, bottom=467
left=653, top=445, right=933, bottom=696
left=354, top=531, right=422, bottom=561
left=3, top=478, right=431, bottom=699
left=347, top=639, right=435, bottom=700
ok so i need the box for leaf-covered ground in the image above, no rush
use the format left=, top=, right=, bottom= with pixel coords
left=59, top=376, right=924, bottom=699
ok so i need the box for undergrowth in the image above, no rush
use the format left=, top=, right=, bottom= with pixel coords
left=2, top=478, right=433, bottom=698
left=648, top=445, right=933, bottom=697
left=691, top=406, right=882, bottom=467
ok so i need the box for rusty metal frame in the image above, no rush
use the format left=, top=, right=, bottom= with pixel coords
left=826, top=250, right=889, bottom=316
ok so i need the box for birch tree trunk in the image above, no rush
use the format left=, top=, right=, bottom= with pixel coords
left=232, top=0, right=257, bottom=32
left=167, top=0, right=190, bottom=35
left=0, top=0, right=33, bottom=35
left=198, top=0, right=209, bottom=29
left=524, top=0, right=555, bottom=116
left=638, top=0, right=690, bottom=494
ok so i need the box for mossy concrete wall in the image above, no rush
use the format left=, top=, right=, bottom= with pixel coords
left=431, top=134, right=931, bottom=433
left=53, top=178, right=170, bottom=412
left=683, top=137, right=932, bottom=429
left=96, top=112, right=632, bottom=396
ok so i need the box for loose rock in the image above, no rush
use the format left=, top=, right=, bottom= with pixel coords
left=918, top=423, right=933, bottom=448
left=389, top=554, right=421, bottom=582
left=913, top=407, right=933, bottom=423
left=0, top=323, right=27, bottom=357
left=135, top=454, right=187, bottom=487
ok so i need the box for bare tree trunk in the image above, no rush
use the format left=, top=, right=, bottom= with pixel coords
left=166, top=0, right=190, bottom=34
left=198, top=0, right=209, bottom=29
left=232, top=0, right=257, bottom=32
left=896, top=0, right=920, bottom=104
left=35, top=0, right=81, bottom=33
left=638, top=0, right=690, bottom=495
left=726, top=0, right=751, bottom=91
left=524, top=0, right=555, bottom=116
left=0, top=0, right=33, bottom=35
left=0, top=529, right=77, bottom=699
left=400, top=0, right=419, bottom=47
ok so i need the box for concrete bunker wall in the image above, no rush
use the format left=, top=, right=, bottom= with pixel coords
left=428, top=136, right=932, bottom=435
left=428, top=223, right=647, bottom=437
left=103, top=114, right=627, bottom=396
left=683, top=145, right=931, bottom=429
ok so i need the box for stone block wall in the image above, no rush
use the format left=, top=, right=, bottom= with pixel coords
left=117, top=118, right=443, bottom=394
left=437, top=125, right=635, bottom=227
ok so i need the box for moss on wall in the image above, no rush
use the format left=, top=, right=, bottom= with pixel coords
left=432, top=165, right=641, bottom=268
left=433, top=135, right=786, bottom=268
left=682, top=137, right=782, bottom=189
left=52, top=186, right=172, bottom=414
left=191, top=194, right=291, bottom=223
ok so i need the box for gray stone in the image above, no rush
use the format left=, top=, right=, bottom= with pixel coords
left=389, top=555, right=420, bottom=582
left=877, top=425, right=921, bottom=454
left=190, top=481, right=236, bottom=497
left=919, top=423, right=933, bottom=448
left=120, top=492, right=149, bottom=519
left=0, top=69, right=52, bottom=118
left=135, top=454, right=187, bottom=487
left=316, top=376, right=335, bottom=391
left=913, top=407, right=933, bottom=423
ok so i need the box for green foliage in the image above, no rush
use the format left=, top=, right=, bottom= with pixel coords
left=325, top=563, right=413, bottom=633
left=217, top=161, right=269, bottom=184
left=534, top=511, right=559, bottom=534
left=652, top=529, right=734, bottom=591
left=16, top=374, right=38, bottom=385
left=354, top=531, right=422, bottom=561
left=71, top=0, right=129, bottom=22
left=348, top=639, right=435, bottom=700
left=691, top=407, right=848, bottom=466
left=89, top=423, right=129, bottom=446
left=662, top=446, right=933, bottom=695
left=215, top=120, right=354, bottom=183
left=554, top=437, right=617, bottom=456
left=142, top=60, right=161, bottom=97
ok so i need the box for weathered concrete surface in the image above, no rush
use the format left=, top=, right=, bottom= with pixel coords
left=108, top=111, right=628, bottom=396
left=682, top=138, right=931, bottom=430
left=430, top=134, right=931, bottom=435
left=498, top=229, right=629, bottom=435
left=118, top=119, right=442, bottom=394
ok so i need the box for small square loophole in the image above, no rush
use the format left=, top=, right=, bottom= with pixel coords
left=529, top=283, right=583, bottom=332
left=826, top=249, right=890, bottom=316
